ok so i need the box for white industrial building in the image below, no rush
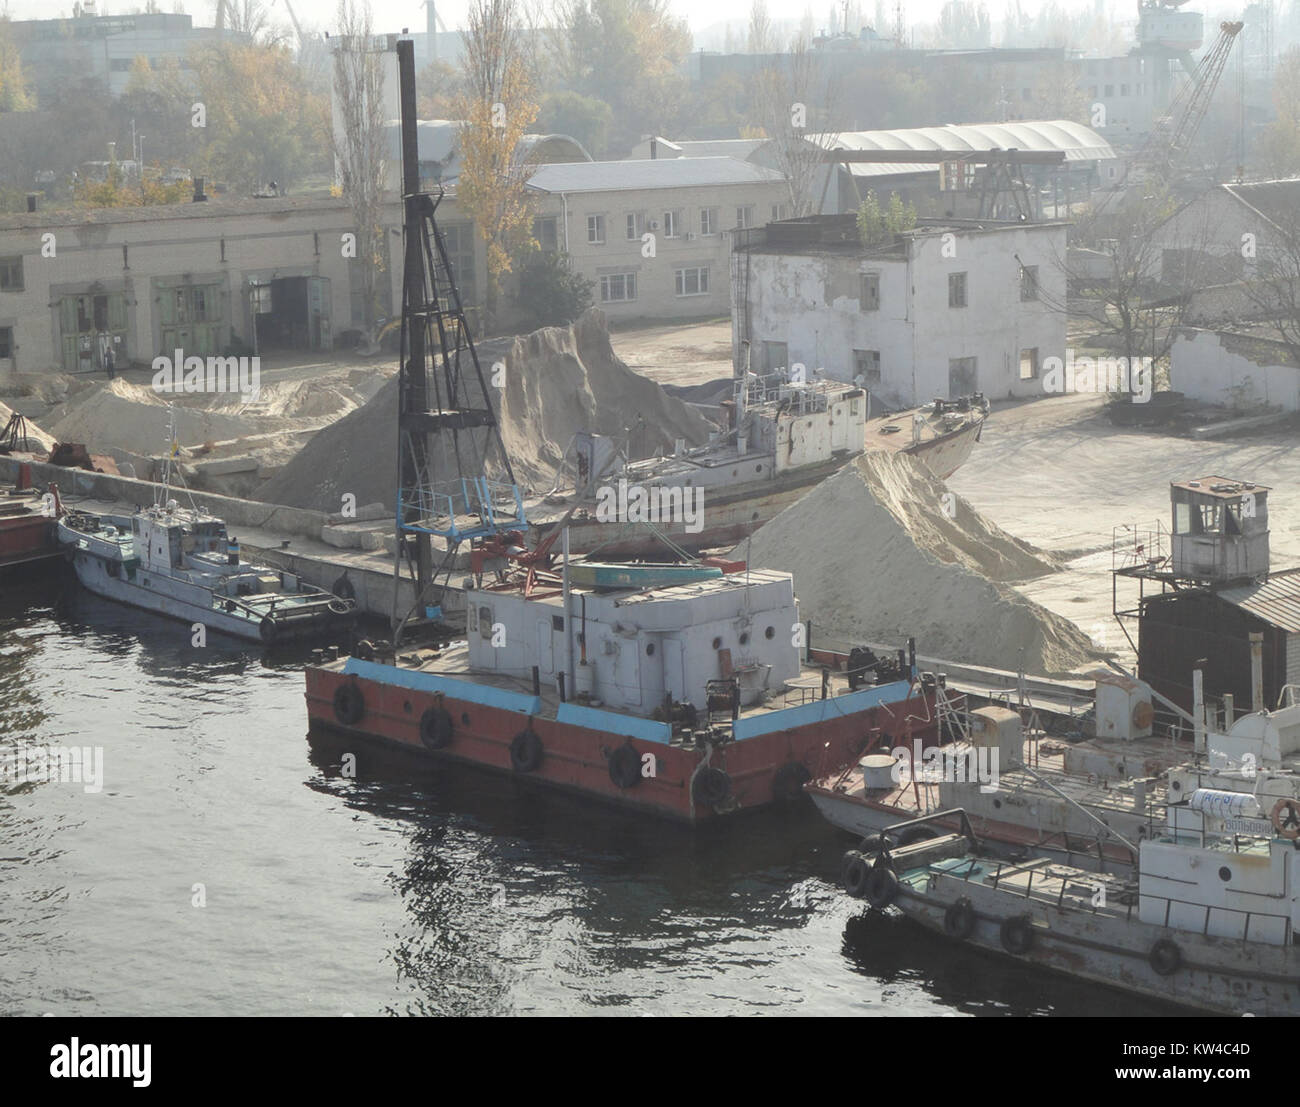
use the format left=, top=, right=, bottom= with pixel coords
left=527, top=158, right=790, bottom=321
left=731, top=213, right=1068, bottom=405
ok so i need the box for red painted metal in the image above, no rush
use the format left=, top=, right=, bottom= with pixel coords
left=305, top=663, right=939, bottom=823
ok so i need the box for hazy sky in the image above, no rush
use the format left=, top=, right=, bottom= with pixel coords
left=6, top=0, right=1128, bottom=40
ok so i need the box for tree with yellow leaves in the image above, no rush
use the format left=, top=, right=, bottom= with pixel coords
left=455, top=0, right=539, bottom=330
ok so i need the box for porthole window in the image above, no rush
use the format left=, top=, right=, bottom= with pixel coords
left=461, top=712, right=470, bottom=726
left=1218, top=866, right=1232, bottom=882
left=711, top=636, right=722, bottom=649
left=739, top=632, right=750, bottom=645
left=646, top=642, right=656, bottom=656
left=764, top=626, right=775, bottom=639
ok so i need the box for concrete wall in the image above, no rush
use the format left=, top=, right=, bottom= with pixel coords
left=0, top=198, right=414, bottom=376
left=535, top=179, right=789, bottom=322
left=1170, top=328, right=1300, bottom=412
left=733, top=222, right=1066, bottom=406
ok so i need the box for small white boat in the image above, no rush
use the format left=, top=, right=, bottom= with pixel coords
left=56, top=417, right=354, bottom=643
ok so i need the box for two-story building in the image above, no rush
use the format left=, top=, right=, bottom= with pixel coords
left=526, top=158, right=790, bottom=321
left=730, top=213, right=1067, bottom=404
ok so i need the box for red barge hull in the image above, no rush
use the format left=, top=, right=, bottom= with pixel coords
left=304, top=660, right=939, bottom=823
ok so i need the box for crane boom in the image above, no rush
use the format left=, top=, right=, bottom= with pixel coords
left=1140, top=20, right=1243, bottom=181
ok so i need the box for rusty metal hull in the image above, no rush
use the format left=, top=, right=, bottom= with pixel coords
left=890, top=866, right=1300, bottom=1016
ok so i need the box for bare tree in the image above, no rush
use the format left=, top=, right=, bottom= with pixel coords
left=750, top=33, right=840, bottom=217
left=331, top=0, right=388, bottom=349
left=747, top=0, right=772, bottom=53
left=1242, top=210, right=1300, bottom=364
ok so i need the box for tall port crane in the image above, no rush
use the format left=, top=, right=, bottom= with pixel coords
left=1136, top=19, right=1244, bottom=184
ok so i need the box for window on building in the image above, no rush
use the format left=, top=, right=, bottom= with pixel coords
left=587, top=214, right=605, bottom=244
left=1104, top=84, right=1114, bottom=97
left=761, top=340, right=787, bottom=372
left=674, top=267, right=709, bottom=296
left=250, top=284, right=272, bottom=313
left=1120, top=83, right=1129, bottom=96
left=700, top=208, right=718, bottom=235
left=534, top=215, right=559, bottom=251
left=1019, top=347, right=1039, bottom=380
left=1089, top=85, right=1098, bottom=98
left=625, top=212, right=643, bottom=240
left=771, top=202, right=790, bottom=221
left=736, top=205, right=754, bottom=229
left=860, top=272, right=880, bottom=311
left=599, top=273, right=636, bottom=302
left=0, top=326, right=12, bottom=359
left=1020, top=264, right=1039, bottom=301
left=948, top=357, right=977, bottom=396
left=853, top=349, right=881, bottom=385
left=442, top=223, right=476, bottom=304
left=0, top=256, right=23, bottom=292
left=948, top=272, right=968, bottom=308
left=663, top=210, right=683, bottom=238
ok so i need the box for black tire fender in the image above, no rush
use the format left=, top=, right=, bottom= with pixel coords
left=841, top=850, right=871, bottom=898
left=771, top=760, right=812, bottom=806
left=608, top=743, right=642, bottom=789
left=333, top=682, right=365, bottom=726
left=1149, top=937, right=1182, bottom=977
left=510, top=728, right=543, bottom=773
left=864, top=865, right=900, bottom=909
left=692, top=766, right=731, bottom=808
left=419, top=705, right=454, bottom=751
left=944, top=897, right=977, bottom=939
left=1000, top=914, right=1034, bottom=955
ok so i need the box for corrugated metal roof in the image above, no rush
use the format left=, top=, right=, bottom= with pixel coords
left=1223, top=179, right=1300, bottom=232
left=1217, top=568, right=1300, bottom=633
left=528, top=157, right=785, bottom=194
left=811, top=119, right=1116, bottom=163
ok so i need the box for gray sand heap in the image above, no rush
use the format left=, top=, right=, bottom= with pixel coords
left=738, top=451, right=1097, bottom=676
left=258, top=309, right=711, bottom=513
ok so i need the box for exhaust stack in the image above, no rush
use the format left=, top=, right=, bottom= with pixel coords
left=1250, top=632, right=1264, bottom=713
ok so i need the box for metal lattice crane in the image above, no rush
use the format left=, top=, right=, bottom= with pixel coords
left=1139, top=20, right=1244, bottom=183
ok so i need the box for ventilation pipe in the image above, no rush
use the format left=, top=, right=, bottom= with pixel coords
left=1250, top=632, right=1264, bottom=712
left=1192, top=659, right=1206, bottom=753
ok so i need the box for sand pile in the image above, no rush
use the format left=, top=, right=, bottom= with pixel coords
left=258, top=309, right=711, bottom=513
left=49, top=379, right=254, bottom=454
left=739, top=453, right=1096, bottom=676
left=853, top=450, right=1059, bottom=582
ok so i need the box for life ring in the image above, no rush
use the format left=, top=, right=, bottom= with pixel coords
left=864, top=865, right=900, bottom=909
left=1271, top=798, right=1300, bottom=839
left=419, top=705, right=454, bottom=751
left=333, top=682, right=365, bottom=726
left=1149, top=938, right=1182, bottom=976
left=1000, top=914, right=1034, bottom=954
left=771, top=760, right=812, bottom=806
left=841, top=851, right=871, bottom=898
left=608, top=743, right=642, bottom=789
left=692, top=766, right=731, bottom=808
left=328, top=597, right=354, bottom=616
left=944, top=897, right=977, bottom=939
left=510, top=728, right=544, bottom=773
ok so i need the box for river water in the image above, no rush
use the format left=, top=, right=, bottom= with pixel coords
left=0, top=572, right=1183, bottom=1017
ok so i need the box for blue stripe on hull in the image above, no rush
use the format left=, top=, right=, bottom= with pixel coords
left=732, top=679, right=914, bottom=740
left=342, top=658, right=545, bottom=716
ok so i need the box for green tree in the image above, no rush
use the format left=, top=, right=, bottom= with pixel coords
left=534, top=89, right=611, bottom=156
left=514, top=249, right=594, bottom=328
left=857, top=189, right=916, bottom=246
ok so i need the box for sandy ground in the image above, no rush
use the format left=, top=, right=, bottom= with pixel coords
left=947, top=394, right=1300, bottom=667
left=610, top=318, right=734, bottom=387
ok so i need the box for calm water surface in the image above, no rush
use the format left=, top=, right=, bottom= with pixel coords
left=0, top=572, right=1185, bottom=1017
